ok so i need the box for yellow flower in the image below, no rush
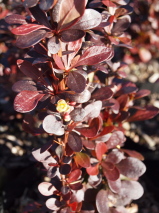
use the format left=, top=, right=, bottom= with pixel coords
left=56, top=99, right=70, bottom=113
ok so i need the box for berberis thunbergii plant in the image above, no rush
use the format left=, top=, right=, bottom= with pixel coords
left=5, top=0, right=159, bottom=212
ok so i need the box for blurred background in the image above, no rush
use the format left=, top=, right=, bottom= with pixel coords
left=0, top=0, right=159, bottom=212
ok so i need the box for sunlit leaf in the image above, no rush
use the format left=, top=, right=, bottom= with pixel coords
left=75, top=46, right=114, bottom=66
left=86, top=163, right=99, bottom=176
left=71, top=9, right=102, bottom=30
left=52, top=0, right=86, bottom=31
left=74, top=152, right=90, bottom=168
left=84, top=101, right=102, bottom=120
left=38, top=182, right=56, bottom=196
left=70, top=108, right=86, bottom=122
left=39, top=0, right=54, bottom=10
left=117, top=157, right=146, bottom=178
left=14, top=91, right=44, bottom=113
left=91, top=87, right=113, bottom=101
left=106, top=131, right=126, bottom=149
left=43, top=114, right=64, bottom=135
left=47, top=36, right=60, bottom=54
left=108, top=178, right=121, bottom=194
left=67, top=169, right=82, bottom=183
left=66, top=89, right=91, bottom=103
left=11, top=24, right=48, bottom=35
left=106, top=149, right=124, bottom=164
left=46, top=198, right=61, bottom=210
left=96, top=189, right=109, bottom=213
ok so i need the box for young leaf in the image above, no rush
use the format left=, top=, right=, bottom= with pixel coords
left=67, top=71, right=86, bottom=93
left=68, top=132, right=83, bottom=152
left=112, top=15, right=131, bottom=36
left=71, top=9, right=102, bottom=30
left=96, top=190, right=109, bottom=213
left=52, top=0, right=86, bottom=31
left=117, top=157, right=146, bottom=178
left=60, top=29, right=85, bottom=42
left=95, top=142, right=108, bottom=161
left=74, top=152, right=90, bottom=168
left=43, top=114, right=64, bottom=135
left=11, top=24, right=48, bottom=35
left=15, top=30, right=47, bottom=49
left=75, top=46, right=114, bottom=66
left=14, top=91, right=44, bottom=113
left=38, top=182, right=56, bottom=196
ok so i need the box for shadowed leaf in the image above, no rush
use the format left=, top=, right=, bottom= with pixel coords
left=39, top=0, right=54, bottom=10
left=67, top=71, right=86, bottom=93
left=5, top=14, right=27, bottom=24
left=112, top=15, right=131, bottom=36
left=12, top=80, right=37, bottom=93
left=23, top=0, right=39, bottom=7
left=11, top=24, right=48, bottom=35
left=92, top=87, right=113, bottom=100
left=68, top=169, right=82, bottom=183
left=59, top=164, right=71, bottom=175
left=68, top=132, right=83, bottom=152
left=60, top=29, right=85, bottom=42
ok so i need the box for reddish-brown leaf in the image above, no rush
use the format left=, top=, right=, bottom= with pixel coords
left=86, top=163, right=99, bottom=176
left=74, top=153, right=90, bottom=168
left=11, top=24, right=48, bottom=35
left=95, top=142, right=108, bottom=161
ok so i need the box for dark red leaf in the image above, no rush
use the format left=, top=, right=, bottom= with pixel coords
left=117, top=94, right=129, bottom=110
left=69, top=182, right=83, bottom=190
left=116, top=86, right=138, bottom=96
left=128, top=106, right=159, bottom=122
left=17, top=59, right=46, bottom=84
left=67, top=169, right=82, bottom=183
left=68, top=132, right=83, bottom=152
left=39, top=0, right=54, bottom=10
left=67, top=71, right=86, bottom=93
left=12, top=80, right=37, bottom=93
left=43, top=114, right=64, bottom=135
left=91, top=87, right=113, bottom=101
left=134, top=89, right=150, bottom=99
left=29, top=5, right=51, bottom=28
left=82, top=139, right=95, bottom=150
left=11, top=24, right=48, bottom=35
left=14, top=91, right=44, bottom=113
left=5, top=14, right=27, bottom=25
left=76, top=46, right=114, bottom=66
left=75, top=117, right=101, bottom=138
left=102, top=162, right=120, bottom=181
left=38, top=182, right=55, bottom=196
left=86, top=163, right=99, bottom=176
left=52, top=0, right=86, bottom=31
left=95, top=142, right=108, bottom=161
left=117, top=157, right=146, bottom=178
left=23, top=0, right=39, bottom=7
left=60, top=29, right=85, bottom=42
left=15, top=30, right=47, bottom=49
left=47, top=36, right=60, bottom=54
left=96, top=189, right=109, bottom=213
left=60, top=207, right=72, bottom=213
left=121, top=149, right=144, bottom=161
left=71, top=9, right=102, bottom=30
left=74, top=152, right=90, bottom=168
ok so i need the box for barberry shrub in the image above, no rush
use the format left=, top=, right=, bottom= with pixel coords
left=5, top=0, right=158, bottom=212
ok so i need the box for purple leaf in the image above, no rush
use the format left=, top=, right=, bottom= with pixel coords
left=96, top=190, right=109, bottom=213
left=117, top=157, right=146, bottom=178
left=47, top=36, right=60, bottom=54
left=102, top=162, right=120, bottom=181
left=106, top=149, right=125, bottom=164
left=71, top=9, right=102, bottom=30
left=29, top=5, right=51, bottom=28
left=67, top=71, right=86, bottom=93
left=14, top=90, right=44, bottom=113
left=38, top=182, right=56, bottom=196
left=52, top=0, right=86, bottom=31
left=76, top=46, right=114, bottom=66
left=134, top=89, right=150, bottom=99
left=59, top=164, right=71, bottom=175
left=39, top=0, right=54, bottom=10
left=5, top=14, right=27, bottom=25
left=15, top=29, right=47, bottom=49
left=43, top=114, right=64, bottom=135
left=91, top=87, right=113, bottom=101
left=112, top=15, right=131, bottom=36
left=70, top=108, right=86, bottom=122
left=60, top=29, right=85, bottom=42
left=108, top=178, right=121, bottom=193
left=68, top=132, right=83, bottom=152
left=12, top=80, right=37, bottom=93
left=66, top=89, right=91, bottom=103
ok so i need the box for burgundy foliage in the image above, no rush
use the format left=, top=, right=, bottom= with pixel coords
left=4, top=0, right=159, bottom=212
